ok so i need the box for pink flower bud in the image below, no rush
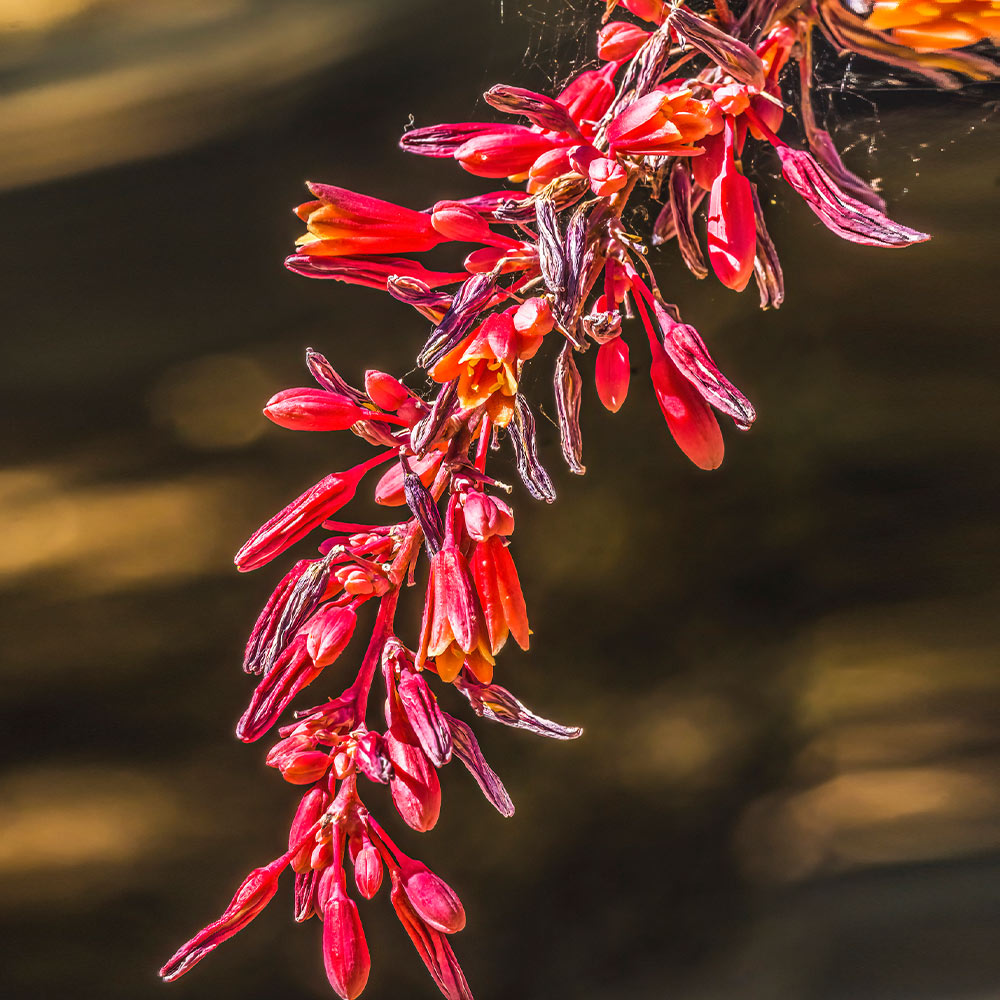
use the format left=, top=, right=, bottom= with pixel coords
left=354, top=730, right=392, bottom=784
left=385, top=730, right=442, bottom=832
left=588, top=156, right=628, bottom=197
left=398, top=858, right=466, bottom=935
left=354, top=844, right=383, bottom=900
left=266, top=735, right=331, bottom=785
left=597, top=20, right=650, bottom=60
left=322, top=882, right=371, bottom=1000
left=707, top=118, right=756, bottom=292
left=430, top=201, right=496, bottom=244
left=263, top=387, right=369, bottom=432
left=619, top=0, right=667, bottom=24
left=595, top=337, right=630, bottom=413
left=462, top=492, right=514, bottom=541
left=303, top=604, right=358, bottom=668
left=364, top=370, right=410, bottom=411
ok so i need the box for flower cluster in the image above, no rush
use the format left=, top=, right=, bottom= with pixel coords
left=161, top=2, right=998, bottom=998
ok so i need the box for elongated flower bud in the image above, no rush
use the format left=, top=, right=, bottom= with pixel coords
left=707, top=118, right=757, bottom=292
left=398, top=670, right=453, bottom=767
left=322, top=882, right=371, bottom=1000
left=285, top=253, right=466, bottom=289
left=595, top=336, right=630, bottom=413
left=303, top=604, right=358, bottom=668
left=264, top=388, right=370, bottom=432
left=354, top=844, right=383, bottom=900
left=454, top=127, right=559, bottom=178
left=235, top=452, right=395, bottom=572
left=289, top=787, right=329, bottom=873
left=364, top=370, right=411, bottom=411
left=668, top=161, right=708, bottom=280
left=159, top=853, right=290, bottom=982
left=385, top=730, right=442, bottom=832
left=390, top=874, right=474, bottom=1000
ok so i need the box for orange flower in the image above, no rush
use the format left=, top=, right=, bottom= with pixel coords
left=867, top=0, right=999, bottom=51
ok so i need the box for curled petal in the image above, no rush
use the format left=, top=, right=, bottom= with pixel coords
left=484, top=84, right=581, bottom=137
left=775, top=145, right=930, bottom=247
left=666, top=6, right=766, bottom=90
left=456, top=677, right=582, bottom=740
left=509, top=394, right=556, bottom=503
left=554, top=343, right=586, bottom=475
left=444, top=714, right=515, bottom=817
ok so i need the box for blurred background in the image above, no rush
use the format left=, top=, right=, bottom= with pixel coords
left=2, top=1, right=999, bottom=998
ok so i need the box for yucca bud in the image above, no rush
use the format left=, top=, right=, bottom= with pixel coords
left=397, top=858, right=466, bottom=934
left=302, top=604, right=357, bottom=668
left=364, top=370, right=410, bottom=411
left=264, top=388, right=370, bottom=432
left=354, top=843, right=383, bottom=900
left=322, top=881, right=371, bottom=1000
left=385, top=730, right=442, bottom=832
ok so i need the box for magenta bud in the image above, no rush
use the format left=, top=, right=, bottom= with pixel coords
left=263, top=388, right=369, bottom=432
left=462, top=491, right=514, bottom=542
left=399, top=859, right=466, bottom=935
left=354, top=845, right=383, bottom=900
left=354, top=730, right=392, bottom=784
left=385, top=730, right=441, bottom=832
left=303, top=605, right=358, bottom=668
left=430, top=201, right=496, bottom=244
left=397, top=670, right=453, bottom=767
left=595, top=336, right=630, bottom=413
left=322, top=883, right=371, bottom=1000
left=364, top=370, right=410, bottom=411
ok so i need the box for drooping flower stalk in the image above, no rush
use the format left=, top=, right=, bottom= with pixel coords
left=161, top=2, right=998, bottom=997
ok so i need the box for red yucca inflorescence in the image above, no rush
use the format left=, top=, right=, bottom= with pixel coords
left=160, top=2, right=999, bottom=997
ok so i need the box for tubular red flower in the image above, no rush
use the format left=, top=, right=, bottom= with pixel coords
left=322, top=880, right=371, bottom=1000
left=706, top=117, right=757, bottom=292
left=235, top=451, right=396, bottom=572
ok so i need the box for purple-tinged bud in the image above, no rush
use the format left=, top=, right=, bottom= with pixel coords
left=390, top=873, right=474, bottom=1000
left=354, top=730, right=392, bottom=784
left=668, top=161, right=708, bottom=280
left=654, top=301, right=756, bottom=431
left=445, top=714, right=515, bottom=817
left=305, top=349, right=368, bottom=404
left=244, top=553, right=336, bottom=676
left=397, top=858, right=466, bottom=935
left=159, top=852, right=290, bottom=982
left=289, top=787, right=330, bottom=873
left=237, top=638, right=318, bottom=743
left=750, top=183, right=784, bottom=310
left=484, top=84, right=581, bottom=138
left=509, top=394, right=556, bottom=503
left=294, top=869, right=319, bottom=922
left=456, top=676, right=583, bottom=739
left=554, top=342, right=586, bottom=476
left=322, top=881, right=371, bottom=1000
left=403, top=466, right=445, bottom=557
left=354, top=843, right=383, bottom=900
left=386, top=276, right=454, bottom=324
left=385, top=730, right=441, bottom=832
left=400, top=121, right=517, bottom=158
left=302, top=604, right=358, bottom=668
left=417, top=273, right=497, bottom=371
left=666, top=6, right=766, bottom=91
left=264, top=388, right=371, bottom=432
left=410, top=380, right=459, bottom=455
left=774, top=144, right=930, bottom=248
left=397, top=670, right=453, bottom=767
left=286, top=253, right=466, bottom=290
